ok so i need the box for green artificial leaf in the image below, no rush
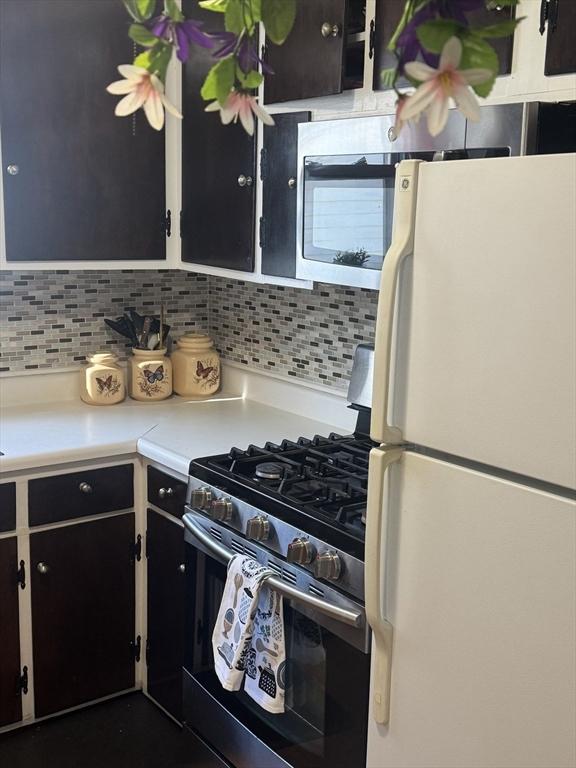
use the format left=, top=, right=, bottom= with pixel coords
left=387, top=0, right=429, bottom=51
left=380, top=67, right=397, bottom=88
left=164, top=0, right=184, bottom=22
left=237, top=68, right=263, bottom=89
left=249, top=0, right=262, bottom=23
left=225, top=0, right=244, bottom=33
left=201, top=56, right=236, bottom=104
left=136, top=0, right=156, bottom=18
left=460, top=33, right=499, bottom=98
left=199, top=0, right=229, bottom=11
left=123, top=0, right=155, bottom=21
left=134, top=42, right=173, bottom=81
left=128, top=23, right=159, bottom=47
left=262, top=0, right=296, bottom=45
left=416, top=19, right=462, bottom=53
left=472, top=17, right=524, bottom=39
left=123, top=0, right=145, bottom=22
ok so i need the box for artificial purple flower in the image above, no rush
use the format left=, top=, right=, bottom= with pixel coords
left=151, top=15, right=214, bottom=62
left=237, top=36, right=274, bottom=75
left=397, top=0, right=487, bottom=72
left=209, top=31, right=239, bottom=59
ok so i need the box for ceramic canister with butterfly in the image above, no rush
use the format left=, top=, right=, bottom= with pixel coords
left=130, top=347, right=173, bottom=401
left=80, top=352, right=126, bottom=406
left=171, top=333, right=220, bottom=397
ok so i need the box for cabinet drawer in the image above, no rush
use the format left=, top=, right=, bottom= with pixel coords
left=29, top=464, right=134, bottom=526
left=147, top=467, right=186, bottom=519
left=0, top=483, right=17, bottom=532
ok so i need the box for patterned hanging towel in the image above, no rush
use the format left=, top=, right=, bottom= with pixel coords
left=243, top=584, right=286, bottom=714
left=212, top=555, right=273, bottom=692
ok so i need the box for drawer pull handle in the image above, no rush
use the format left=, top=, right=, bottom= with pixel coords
left=158, top=487, right=174, bottom=499
left=178, top=563, right=186, bottom=574
left=79, top=482, right=93, bottom=494
left=37, top=562, right=50, bottom=575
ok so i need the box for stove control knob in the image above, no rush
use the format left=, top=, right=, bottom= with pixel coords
left=210, top=497, right=234, bottom=522
left=287, top=538, right=316, bottom=565
left=246, top=515, right=270, bottom=541
left=314, top=551, right=342, bottom=581
left=190, top=487, right=213, bottom=510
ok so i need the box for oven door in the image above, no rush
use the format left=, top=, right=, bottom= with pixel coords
left=182, top=513, right=370, bottom=768
left=296, top=113, right=469, bottom=289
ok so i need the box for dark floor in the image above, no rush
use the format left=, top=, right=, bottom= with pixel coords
left=0, top=693, right=227, bottom=768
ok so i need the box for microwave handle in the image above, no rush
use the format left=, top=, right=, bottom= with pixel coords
left=366, top=444, right=405, bottom=725
left=183, top=514, right=364, bottom=629
left=370, top=159, right=421, bottom=445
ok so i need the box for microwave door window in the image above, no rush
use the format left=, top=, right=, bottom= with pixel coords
left=303, top=155, right=395, bottom=270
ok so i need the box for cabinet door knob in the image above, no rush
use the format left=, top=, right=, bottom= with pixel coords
left=321, top=22, right=340, bottom=38
left=79, top=482, right=93, bottom=494
left=287, top=176, right=296, bottom=189
left=237, top=174, right=253, bottom=188
left=158, top=487, right=174, bottom=499
left=7, top=164, right=19, bottom=176
left=37, top=562, right=49, bottom=575
left=178, top=563, right=186, bottom=574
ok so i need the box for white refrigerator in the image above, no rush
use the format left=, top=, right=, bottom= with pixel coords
left=365, top=154, right=576, bottom=768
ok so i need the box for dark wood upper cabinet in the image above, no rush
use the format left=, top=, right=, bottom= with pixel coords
left=0, top=537, right=22, bottom=728
left=0, top=0, right=166, bottom=262
left=30, top=515, right=136, bottom=717
left=372, top=1, right=515, bottom=91
left=261, top=112, right=310, bottom=278
left=264, top=0, right=347, bottom=104
left=0, top=483, right=17, bottom=533
left=181, top=1, right=256, bottom=272
left=544, top=0, right=576, bottom=76
left=146, top=509, right=185, bottom=721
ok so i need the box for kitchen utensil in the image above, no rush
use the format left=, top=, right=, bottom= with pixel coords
left=255, top=638, right=278, bottom=658
left=238, top=587, right=253, bottom=624
left=223, top=607, right=234, bottom=638
left=258, top=663, right=277, bottom=698
left=245, top=648, right=257, bottom=679
left=271, top=594, right=283, bottom=642
left=217, top=642, right=234, bottom=669
left=140, top=315, right=152, bottom=349
left=233, top=573, right=243, bottom=609
left=277, top=660, right=287, bottom=691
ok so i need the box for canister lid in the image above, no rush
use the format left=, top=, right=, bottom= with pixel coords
left=87, top=352, right=118, bottom=364
left=177, top=332, right=214, bottom=350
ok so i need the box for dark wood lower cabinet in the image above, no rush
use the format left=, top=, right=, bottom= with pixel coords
left=30, top=515, right=136, bottom=718
left=0, top=536, right=22, bottom=727
left=146, top=509, right=185, bottom=721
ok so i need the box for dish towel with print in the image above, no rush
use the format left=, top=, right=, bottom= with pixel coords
left=243, top=583, right=286, bottom=714
left=212, top=555, right=273, bottom=692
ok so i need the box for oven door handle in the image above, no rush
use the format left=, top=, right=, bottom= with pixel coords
left=183, top=515, right=364, bottom=629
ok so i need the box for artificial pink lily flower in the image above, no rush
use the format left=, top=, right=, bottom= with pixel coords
left=401, top=36, right=492, bottom=136
left=205, top=91, right=274, bottom=136
left=107, top=65, right=182, bottom=131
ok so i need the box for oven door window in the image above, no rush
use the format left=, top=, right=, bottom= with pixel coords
left=185, top=549, right=370, bottom=768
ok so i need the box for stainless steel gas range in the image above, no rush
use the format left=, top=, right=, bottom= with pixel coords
left=182, top=358, right=375, bottom=768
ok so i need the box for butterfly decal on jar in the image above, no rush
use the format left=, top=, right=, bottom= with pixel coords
left=138, top=364, right=169, bottom=397
left=195, top=359, right=220, bottom=390
left=96, top=374, right=121, bottom=397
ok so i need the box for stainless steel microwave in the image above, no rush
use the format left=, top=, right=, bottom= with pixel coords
left=295, top=102, right=573, bottom=289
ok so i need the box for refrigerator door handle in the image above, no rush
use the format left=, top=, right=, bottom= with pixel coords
left=366, top=444, right=405, bottom=724
left=371, top=160, right=422, bottom=445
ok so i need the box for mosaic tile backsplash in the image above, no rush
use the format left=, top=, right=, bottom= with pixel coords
left=0, top=271, right=209, bottom=373
left=0, top=271, right=378, bottom=391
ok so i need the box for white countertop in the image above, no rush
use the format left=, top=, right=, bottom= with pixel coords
left=0, top=370, right=354, bottom=476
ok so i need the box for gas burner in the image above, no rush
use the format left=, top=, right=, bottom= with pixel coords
left=255, top=461, right=286, bottom=480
